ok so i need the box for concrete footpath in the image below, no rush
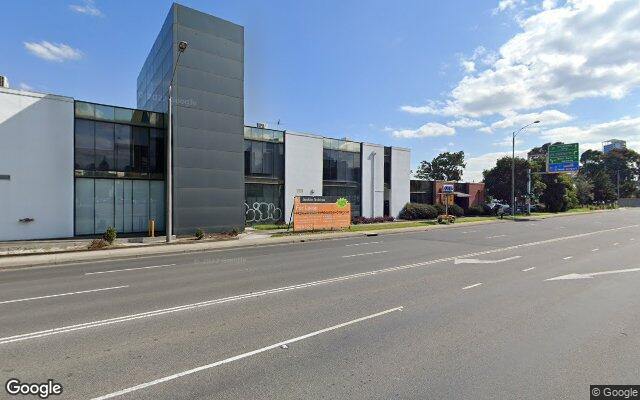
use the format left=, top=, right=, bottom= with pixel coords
left=0, top=209, right=616, bottom=269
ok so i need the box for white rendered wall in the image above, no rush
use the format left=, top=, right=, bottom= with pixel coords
left=361, top=143, right=384, bottom=218
left=284, top=131, right=323, bottom=223
left=390, top=147, right=411, bottom=218
left=0, top=88, right=74, bottom=240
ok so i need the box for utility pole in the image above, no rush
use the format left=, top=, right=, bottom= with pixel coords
left=166, top=41, right=188, bottom=243
left=511, top=120, right=540, bottom=219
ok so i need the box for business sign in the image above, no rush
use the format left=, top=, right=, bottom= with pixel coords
left=442, top=184, right=455, bottom=193
left=293, top=196, right=351, bottom=232
left=547, top=143, right=579, bottom=173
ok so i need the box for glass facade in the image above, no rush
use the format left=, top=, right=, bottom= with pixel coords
left=74, top=101, right=166, bottom=235
left=322, top=138, right=362, bottom=216
left=243, top=126, right=285, bottom=225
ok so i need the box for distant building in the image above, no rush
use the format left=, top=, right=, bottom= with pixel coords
left=410, top=180, right=485, bottom=210
left=603, top=139, right=627, bottom=153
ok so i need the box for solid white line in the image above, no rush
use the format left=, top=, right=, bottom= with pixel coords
left=345, top=241, right=381, bottom=247
left=591, top=248, right=599, bottom=252
left=0, top=286, right=129, bottom=305
left=342, top=251, right=388, bottom=258
left=85, top=264, right=176, bottom=275
left=462, top=283, right=482, bottom=290
left=613, top=242, right=620, bottom=246
left=89, top=306, right=403, bottom=400
left=522, top=267, right=535, bottom=272
left=563, top=256, right=573, bottom=260
left=1, top=224, right=636, bottom=345
left=486, top=234, right=507, bottom=239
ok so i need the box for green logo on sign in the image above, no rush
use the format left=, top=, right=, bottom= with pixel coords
left=336, top=198, right=349, bottom=208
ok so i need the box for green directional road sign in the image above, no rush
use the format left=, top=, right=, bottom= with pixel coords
left=547, top=143, right=579, bottom=173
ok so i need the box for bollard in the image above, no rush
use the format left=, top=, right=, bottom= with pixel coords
left=148, top=219, right=155, bottom=238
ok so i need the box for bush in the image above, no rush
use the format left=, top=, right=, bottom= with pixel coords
left=466, top=205, right=486, bottom=216
left=351, top=216, right=395, bottom=224
left=398, top=203, right=438, bottom=220
left=195, top=228, right=205, bottom=240
left=434, top=203, right=464, bottom=217
left=437, top=214, right=456, bottom=224
left=102, top=226, right=117, bottom=244
left=88, top=239, right=109, bottom=250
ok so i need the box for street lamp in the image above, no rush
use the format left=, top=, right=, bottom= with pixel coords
left=166, top=40, right=188, bottom=242
left=511, top=120, right=540, bottom=219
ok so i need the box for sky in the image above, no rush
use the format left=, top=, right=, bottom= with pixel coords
left=2, top=0, right=639, bottom=182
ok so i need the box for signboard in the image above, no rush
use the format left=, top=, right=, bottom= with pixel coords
left=442, top=184, right=455, bottom=193
left=547, top=143, right=579, bottom=172
left=293, top=196, right=351, bottom=232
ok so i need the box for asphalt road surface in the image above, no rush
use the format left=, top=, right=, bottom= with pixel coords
left=1, top=209, right=639, bottom=399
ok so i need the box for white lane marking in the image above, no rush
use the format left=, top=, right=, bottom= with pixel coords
left=342, top=251, right=388, bottom=258
left=85, top=264, right=176, bottom=275
left=0, top=286, right=129, bottom=305
left=613, top=242, right=620, bottom=246
left=547, top=268, right=640, bottom=281
left=462, top=283, right=483, bottom=290
left=563, top=256, right=573, bottom=260
left=631, top=238, right=636, bottom=241
left=345, top=241, right=381, bottom=247
left=522, top=267, right=535, bottom=272
left=486, top=234, right=507, bottom=239
left=591, top=248, right=599, bottom=252
left=462, top=230, right=477, bottom=234
left=454, top=256, right=521, bottom=264
left=2, top=224, right=637, bottom=346
left=89, top=306, right=403, bottom=400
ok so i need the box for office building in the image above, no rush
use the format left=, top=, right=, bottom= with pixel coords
left=603, top=139, right=627, bottom=154
left=0, top=3, right=410, bottom=241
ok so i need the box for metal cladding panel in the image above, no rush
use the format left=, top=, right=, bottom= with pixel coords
left=361, top=144, right=385, bottom=218
left=170, top=3, right=245, bottom=234
left=390, top=148, right=411, bottom=218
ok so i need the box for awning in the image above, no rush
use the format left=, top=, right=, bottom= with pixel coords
left=453, top=191, right=470, bottom=198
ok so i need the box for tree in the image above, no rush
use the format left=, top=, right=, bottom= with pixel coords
left=415, top=151, right=466, bottom=181
left=573, top=175, right=594, bottom=205
left=483, top=156, right=530, bottom=204
left=541, top=173, right=578, bottom=212
left=579, top=148, right=640, bottom=199
left=590, top=169, right=617, bottom=203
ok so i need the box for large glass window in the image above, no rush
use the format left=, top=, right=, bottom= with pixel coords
left=132, top=126, right=150, bottom=173
left=74, top=178, right=164, bottom=235
left=149, top=129, right=164, bottom=175
left=244, top=139, right=284, bottom=179
left=95, top=122, right=115, bottom=171
left=115, top=124, right=132, bottom=172
left=244, top=183, right=284, bottom=225
left=75, top=120, right=95, bottom=170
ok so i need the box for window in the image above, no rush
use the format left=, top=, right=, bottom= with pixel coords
left=115, top=125, right=132, bottom=172
left=95, top=122, right=115, bottom=171
left=75, top=102, right=95, bottom=119
left=132, top=127, right=149, bottom=173
left=149, top=128, right=164, bottom=174
left=75, top=120, right=95, bottom=170
left=95, top=105, right=115, bottom=121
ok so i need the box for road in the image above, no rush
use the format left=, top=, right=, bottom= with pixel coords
left=1, top=209, right=639, bottom=399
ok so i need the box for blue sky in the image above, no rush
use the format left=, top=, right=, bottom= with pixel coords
left=2, top=0, right=639, bottom=181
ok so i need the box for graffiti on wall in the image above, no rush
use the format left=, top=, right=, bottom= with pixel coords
left=245, top=202, right=282, bottom=224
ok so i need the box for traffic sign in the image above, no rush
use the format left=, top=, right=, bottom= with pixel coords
left=547, top=143, right=579, bottom=173
left=443, top=184, right=454, bottom=193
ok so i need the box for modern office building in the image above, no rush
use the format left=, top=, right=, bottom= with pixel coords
left=0, top=3, right=410, bottom=241
left=410, top=180, right=485, bottom=210
left=603, top=139, right=627, bottom=154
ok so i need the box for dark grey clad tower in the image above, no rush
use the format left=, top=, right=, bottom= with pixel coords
left=137, top=3, right=245, bottom=234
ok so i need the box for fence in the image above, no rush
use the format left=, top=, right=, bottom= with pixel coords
left=619, top=198, right=640, bottom=207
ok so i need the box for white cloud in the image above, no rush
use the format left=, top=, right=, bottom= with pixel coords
left=493, top=136, right=524, bottom=147
left=402, top=0, right=640, bottom=118
left=461, top=60, right=476, bottom=73
left=463, top=149, right=529, bottom=182
left=19, top=83, right=34, bottom=91
left=24, top=41, right=83, bottom=62
left=479, top=127, right=494, bottom=134
left=494, top=0, right=526, bottom=14
left=487, top=109, right=573, bottom=132
left=391, top=123, right=456, bottom=138
left=540, top=116, right=640, bottom=152
left=542, top=0, right=558, bottom=10
left=447, top=118, right=485, bottom=128
left=69, top=0, right=103, bottom=17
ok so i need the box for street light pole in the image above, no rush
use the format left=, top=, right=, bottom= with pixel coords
left=166, top=40, right=188, bottom=243
left=511, top=120, right=540, bottom=219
